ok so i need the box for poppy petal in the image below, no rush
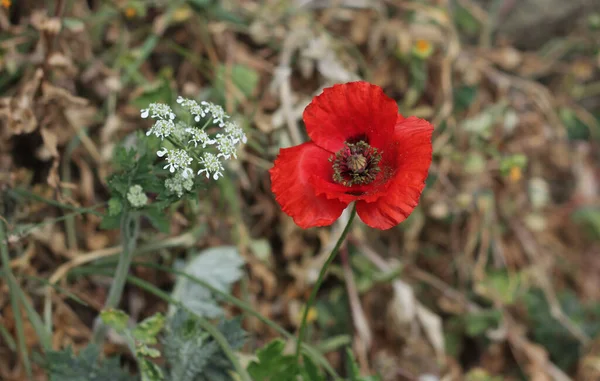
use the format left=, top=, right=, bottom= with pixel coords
left=270, top=142, right=349, bottom=228
left=303, top=81, right=398, bottom=153
left=356, top=116, right=433, bottom=230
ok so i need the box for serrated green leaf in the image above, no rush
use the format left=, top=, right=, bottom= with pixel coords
left=100, top=212, right=122, bottom=230
left=100, top=309, right=129, bottom=332
left=114, top=146, right=138, bottom=171
left=137, top=344, right=161, bottom=358
left=247, top=339, right=300, bottom=381
left=133, top=313, right=166, bottom=344
left=143, top=206, right=170, bottom=234
left=163, top=310, right=246, bottom=381
left=140, top=358, right=164, bottom=381
left=170, top=246, right=245, bottom=318
left=45, top=344, right=132, bottom=381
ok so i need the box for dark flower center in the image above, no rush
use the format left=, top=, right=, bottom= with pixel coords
left=330, top=140, right=382, bottom=187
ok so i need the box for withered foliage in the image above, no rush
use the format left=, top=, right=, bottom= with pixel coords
left=1, top=1, right=599, bottom=380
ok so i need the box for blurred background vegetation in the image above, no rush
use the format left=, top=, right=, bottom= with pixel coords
left=0, top=0, right=599, bottom=380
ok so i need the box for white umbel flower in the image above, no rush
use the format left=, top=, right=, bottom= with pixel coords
left=215, top=135, right=238, bottom=160
left=146, top=119, right=176, bottom=139
left=185, top=127, right=214, bottom=148
left=157, top=148, right=194, bottom=178
left=141, top=103, right=175, bottom=120
left=197, top=152, right=224, bottom=180
left=201, top=101, right=228, bottom=127
left=222, top=121, right=247, bottom=144
left=165, top=172, right=194, bottom=197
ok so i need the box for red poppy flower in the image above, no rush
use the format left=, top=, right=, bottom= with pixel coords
left=269, top=81, right=433, bottom=230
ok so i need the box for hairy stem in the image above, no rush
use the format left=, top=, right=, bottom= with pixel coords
left=91, top=210, right=140, bottom=345
left=294, top=204, right=357, bottom=361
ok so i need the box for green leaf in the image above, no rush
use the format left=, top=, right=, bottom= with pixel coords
left=114, top=146, right=138, bottom=171
left=480, top=270, right=521, bottom=305
left=571, top=207, right=600, bottom=240
left=499, top=154, right=528, bottom=176
left=100, top=309, right=129, bottom=332
left=301, top=355, right=325, bottom=381
left=140, top=358, right=164, bottom=381
left=213, top=64, right=259, bottom=107
left=560, top=107, right=591, bottom=141
left=99, top=212, right=122, bottom=230
left=409, top=59, right=428, bottom=94
left=463, top=309, right=502, bottom=337
left=45, top=344, right=133, bottom=381
left=170, top=246, right=245, bottom=318
left=143, top=206, right=171, bottom=234
left=108, top=198, right=123, bottom=216
left=137, top=344, right=161, bottom=358
left=188, top=0, right=212, bottom=10
left=345, top=348, right=381, bottom=381
left=247, top=339, right=300, bottom=381
left=62, top=18, right=85, bottom=31
left=131, top=75, right=174, bottom=110
left=522, top=289, right=600, bottom=371
left=163, top=310, right=246, bottom=381
left=455, top=4, right=480, bottom=35
left=133, top=313, right=166, bottom=345
left=453, top=86, right=478, bottom=113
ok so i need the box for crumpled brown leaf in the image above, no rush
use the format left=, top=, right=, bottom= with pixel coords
left=0, top=68, right=43, bottom=136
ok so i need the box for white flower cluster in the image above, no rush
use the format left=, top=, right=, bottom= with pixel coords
left=141, top=97, right=247, bottom=195
left=142, top=103, right=176, bottom=139
left=176, top=96, right=228, bottom=127
left=127, top=185, right=148, bottom=208
left=165, top=172, right=194, bottom=198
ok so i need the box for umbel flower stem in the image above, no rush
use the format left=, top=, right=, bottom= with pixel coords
left=91, top=209, right=140, bottom=345
left=294, top=203, right=357, bottom=362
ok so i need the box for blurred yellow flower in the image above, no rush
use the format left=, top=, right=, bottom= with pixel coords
left=124, top=6, right=136, bottom=19
left=412, top=39, right=434, bottom=59
left=1, top=0, right=11, bottom=9
left=509, top=166, right=522, bottom=182
left=298, top=306, right=318, bottom=324
left=173, top=5, right=192, bottom=22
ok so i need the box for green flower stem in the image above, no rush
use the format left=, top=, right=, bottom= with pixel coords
left=91, top=210, right=140, bottom=345
left=294, top=204, right=357, bottom=362
left=166, top=136, right=203, bottom=164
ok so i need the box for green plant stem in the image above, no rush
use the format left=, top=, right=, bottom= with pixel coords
left=131, top=262, right=343, bottom=380
left=0, top=221, right=32, bottom=378
left=123, top=275, right=252, bottom=381
left=294, top=204, right=357, bottom=361
left=91, top=210, right=140, bottom=345
left=72, top=264, right=343, bottom=380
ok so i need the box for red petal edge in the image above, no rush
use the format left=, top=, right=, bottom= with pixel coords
left=303, top=81, right=399, bottom=153
left=269, top=142, right=349, bottom=229
left=356, top=116, right=434, bottom=230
